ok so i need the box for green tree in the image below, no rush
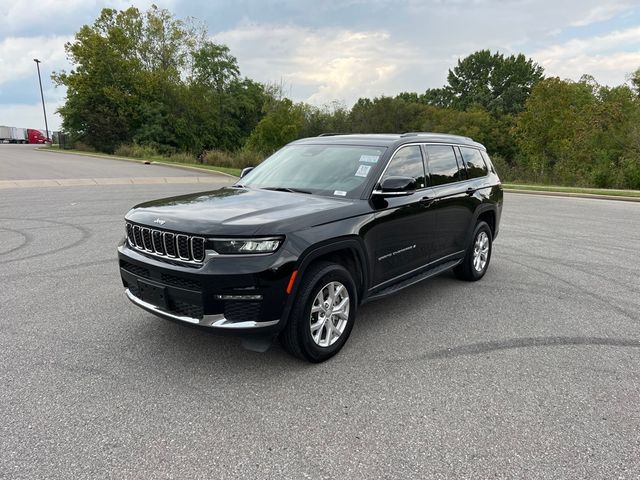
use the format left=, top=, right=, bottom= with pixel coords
left=516, top=77, right=595, bottom=182
left=189, top=41, right=248, bottom=150
left=514, top=76, right=640, bottom=187
left=297, top=101, right=351, bottom=138
left=424, top=50, right=544, bottom=115
left=246, top=98, right=304, bottom=155
left=53, top=7, right=145, bottom=151
left=350, top=96, right=425, bottom=133
left=54, top=6, right=204, bottom=152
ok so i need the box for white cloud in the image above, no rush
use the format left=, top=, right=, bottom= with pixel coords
left=216, top=24, right=445, bottom=106
left=569, top=3, right=634, bottom=27
left=0, top=0, right=176, bottom=36
left=0, top=102, right=63, bottom=132
left=0, top=35, right=71, bottom=85
left=532, top=26, right=640, bottom=86
left=2, top=0, right=639, bottom=123
left=212, top=2, right=640, bottom=106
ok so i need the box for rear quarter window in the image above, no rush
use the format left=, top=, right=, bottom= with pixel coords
left=460, top=147, right=488, bottom=179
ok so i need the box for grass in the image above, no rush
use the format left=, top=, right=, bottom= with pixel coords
left=36, top=147, right=640, bottom=198
left=38, top=146, right=242, bottom=177
left=503, top=183, right=640, bottom=198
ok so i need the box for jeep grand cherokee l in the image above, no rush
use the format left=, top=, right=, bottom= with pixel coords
left=118, top=133, right=503, bottom=362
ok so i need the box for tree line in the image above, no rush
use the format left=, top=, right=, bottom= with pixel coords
left=54, top=6, right=640, bottom=189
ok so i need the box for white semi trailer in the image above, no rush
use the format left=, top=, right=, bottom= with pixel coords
left=0, top=126, right=29, bottom=143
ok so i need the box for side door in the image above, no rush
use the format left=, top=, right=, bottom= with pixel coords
left=364, top=145, right=437, bottom=287
left=423, top=144, right=474, bottom=261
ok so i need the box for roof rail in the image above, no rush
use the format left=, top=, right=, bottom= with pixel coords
left=400, top=131, right=473, bottom=141
left=317, top=132, right=347, bottom=137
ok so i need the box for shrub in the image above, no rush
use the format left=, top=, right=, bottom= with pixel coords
left=201, top=148, right=264, bottom=169
left=74, top=141, right=96, bottom=153
left=619, top=157, right=640, bottom=189
left=114, top=144, right=134, bottom=157
left=202, top=149, right=234, bottom=168
left=234, top=148, right=264, bottom=168
left=130, top=144, right=160, bottom=159
left=114, top=143, right=160, bottom=159
left=168, top=152, right=196, bottom=163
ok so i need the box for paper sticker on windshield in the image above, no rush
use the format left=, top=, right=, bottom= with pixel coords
left=359, top=155, right=379, bottom=163
left=355, top=164, right=371, bottom=177
left=333, top=190, right=347, bottom=197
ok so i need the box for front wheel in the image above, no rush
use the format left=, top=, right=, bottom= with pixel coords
left=279, top=262, right=357, bottom=362
left=454, top=221, right=493, bottom=281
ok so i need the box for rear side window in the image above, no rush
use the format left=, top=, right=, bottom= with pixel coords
left=425, top=145, right=463, bottom=186
left=382, top=146, right=426, bottom=189
left=460, top=147, right=488, bottom=179
left=481, top=151, right=497, bottom=174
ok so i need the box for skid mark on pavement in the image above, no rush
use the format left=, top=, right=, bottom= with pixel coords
left=0, top=217, right=92, bottom=265
left=413, top=336, right=640, bottom=360
left=0, top=176, right=228, bottom=189
left=0, top=227, right=33, bottom=256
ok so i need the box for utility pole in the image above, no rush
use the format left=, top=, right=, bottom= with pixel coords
left=33, top=58, right=50, bottom=142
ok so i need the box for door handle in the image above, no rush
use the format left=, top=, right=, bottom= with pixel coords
left=465, top=187, right=475, bottom=196
left=420, top=196, right=433, bottom=205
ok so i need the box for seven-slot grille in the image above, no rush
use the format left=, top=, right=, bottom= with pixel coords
left=125, top=222, right=205, bottom=263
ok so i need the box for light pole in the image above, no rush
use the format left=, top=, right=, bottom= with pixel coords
left=33, top=58, right=50, bottom=142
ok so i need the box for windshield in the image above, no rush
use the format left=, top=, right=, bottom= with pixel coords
left=240, top=144, right=387, bottom=199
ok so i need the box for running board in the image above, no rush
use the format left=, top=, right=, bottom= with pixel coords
left=364, top=259, right=461, bottom=303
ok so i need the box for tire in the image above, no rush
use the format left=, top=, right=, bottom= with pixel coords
left=279, top=261, right=357, bottom=362
left=454, top=221, right=493, bottom=281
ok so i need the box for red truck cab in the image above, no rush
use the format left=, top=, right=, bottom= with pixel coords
left=28, top=129, right=49, bottom=144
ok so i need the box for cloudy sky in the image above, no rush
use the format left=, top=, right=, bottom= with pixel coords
left=1, top=0, right=639, bottom=131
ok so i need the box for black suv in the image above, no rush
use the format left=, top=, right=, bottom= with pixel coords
left=118, top=133, right=503, bottom=362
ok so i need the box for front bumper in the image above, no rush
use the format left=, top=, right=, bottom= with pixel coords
left=118, top=240, right=295, bottom=335
left=125, top=289, right=279, bottom=330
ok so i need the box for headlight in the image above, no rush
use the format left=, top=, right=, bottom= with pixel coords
left=212, top=237, right=283, bottom=254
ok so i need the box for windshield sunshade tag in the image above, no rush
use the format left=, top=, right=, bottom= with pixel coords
left=355, top=165, right=371, bottom=177
left=359, top=155, right=379, bottom=163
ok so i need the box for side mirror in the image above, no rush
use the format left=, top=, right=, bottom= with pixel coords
left=373, top=176, right=416, bottom=197
left=240, top=167, right=254, bottom=178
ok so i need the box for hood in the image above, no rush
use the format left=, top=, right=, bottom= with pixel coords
left=125, top=186, right=362, bottom=235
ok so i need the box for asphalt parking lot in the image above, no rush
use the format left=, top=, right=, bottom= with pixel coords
left=1, top=144, right=639, bottom=479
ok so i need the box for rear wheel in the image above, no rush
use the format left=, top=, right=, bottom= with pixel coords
left=454, top=221, right=492, bottom=281
left=279, top=262, right=357, bottom=362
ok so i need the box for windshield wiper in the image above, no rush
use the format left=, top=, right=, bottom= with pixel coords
left=261, top=187, right=312, bottom=194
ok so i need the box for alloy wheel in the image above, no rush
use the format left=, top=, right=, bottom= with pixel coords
left=309, top=281, right=350, bottom=347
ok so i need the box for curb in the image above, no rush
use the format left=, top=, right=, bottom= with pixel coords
left=505, top=189, right=640, bottom=203
left=0, top=176, right=230, bottom=190
left=36, top=147, right=240, bottom=179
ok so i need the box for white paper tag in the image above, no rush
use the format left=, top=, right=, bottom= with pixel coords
left=333, top=190, right=347, bottom=196
left=359, top=155, right=379, bottom=163
left=355, top=164, right=371, bottom=177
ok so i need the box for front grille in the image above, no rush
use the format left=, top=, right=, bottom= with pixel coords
left=224, top=301, right=261, bottom=323
left=121, top=260, right=150, bottom=278
left=142, top=228, right=153, bottom=251
left=172, top=299, right=204, bottom=319
left=126, top=222, right=205, bottom=264
left=133, top=225, right=143, bottom=247
left=152, top=231, right=165, bottom=255
left=191, top=237, right=205, bottom=262
left=128, top=285, right=203, bottom=319
left=164, top=233, right=177, bottom=257
left=161, top=273, right=201, bottom=290
left=126, top=223, right=135, bottom=245
left=177, top=234, right=190, bottom=259
left=129, top=285, right=140, bottom=298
